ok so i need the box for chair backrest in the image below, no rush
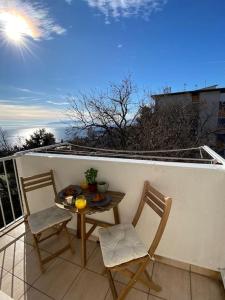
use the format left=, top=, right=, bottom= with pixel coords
left=20, top=170, right=57, bottom=215
left=132, top=181, right=172, bottom=257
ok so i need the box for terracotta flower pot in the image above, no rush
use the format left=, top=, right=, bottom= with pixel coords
left=88, top=183, right=97, bottom=193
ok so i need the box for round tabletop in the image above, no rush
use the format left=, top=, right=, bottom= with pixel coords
left=56, top=185, right=125, bottom=215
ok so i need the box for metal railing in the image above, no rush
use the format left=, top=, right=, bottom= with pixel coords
left=0, top=156, right=24, bottom=231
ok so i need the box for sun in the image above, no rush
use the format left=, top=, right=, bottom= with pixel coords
left=0, top=11, right=35, bottom=45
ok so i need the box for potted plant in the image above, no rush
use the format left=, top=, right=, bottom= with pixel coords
left=85, top=168, right=98, bottom=192
left=97, top=181, right=109, bottom=193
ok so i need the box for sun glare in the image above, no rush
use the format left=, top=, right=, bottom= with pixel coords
left=0, top=9, right=40, bottom=50
left=1, top=12, right=32, bottom=44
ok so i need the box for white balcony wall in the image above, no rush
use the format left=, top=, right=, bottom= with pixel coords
left=16, top=153, right=225, bottom=272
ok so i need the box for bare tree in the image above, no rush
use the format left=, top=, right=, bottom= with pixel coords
left=135, top=100, right=215, bottom=151
left=66, top=78, right=216, bottom=152
left=67, top=78, right=140, bottom=149
left=0, top=127, right=10, bottom=152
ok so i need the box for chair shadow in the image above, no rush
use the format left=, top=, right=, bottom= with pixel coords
left=0, top=231, right=35, bottom=299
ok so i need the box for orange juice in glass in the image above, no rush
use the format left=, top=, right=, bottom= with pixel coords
left=80, top=181, right=88, bottom=190
left=75, top=195, right=87, bottom=211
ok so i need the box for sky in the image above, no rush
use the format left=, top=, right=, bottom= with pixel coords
left=0, top=0, right=225, bottom=127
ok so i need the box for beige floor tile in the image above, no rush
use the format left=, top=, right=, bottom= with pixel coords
left=105, top=281, right=149, bottom=300
left=86, top=245, right=105, bottom=274
left=39, top=229, right=74, bottom=253
left=60, top=237, right=97, bottom=266
left=0, top=235, right=15, bottom=249
left=0, top=267, right=8, bottom=280
left=191, top=273, right=225, bottom=300
left=63, top=269, right=109, bottom=300
left=0, top=290, right=15, bottom=300
left=19, top=287, right=52, bottom=300
left=0, top=271, right=29, bottom=300
left=33, top=257, right=81, bottom=300
left=6, top=223, right=30, bottom=240
left=19, top=231, right=34, bottom=246
left=151, top=262, right=191, bottom=300
left=12, top=249, right=52, bottom=285
left=148, top=295, right=166, bottom=300
left=115, top=261, right=154, bottom=293
left=0, top=239, right=33, bottom=272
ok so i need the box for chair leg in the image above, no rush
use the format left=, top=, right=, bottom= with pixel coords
left=118, top=266, right=161, bottom=293
left=64, top=224, right=75, bottom=254
left=33, top=234, right=45, bottom=273
left=33, top=233, right=41, bottom=247
left=106, top=269, right=117, bottom=300
left=117, top=264, right=150, bottom=300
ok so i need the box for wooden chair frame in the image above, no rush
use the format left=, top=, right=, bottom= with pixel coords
left=105, top=181, right=172, bottom=300
left=20, top=170, right=74, bottom=272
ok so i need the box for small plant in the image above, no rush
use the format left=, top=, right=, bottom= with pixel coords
left=85, top=168, right=98, bottom=185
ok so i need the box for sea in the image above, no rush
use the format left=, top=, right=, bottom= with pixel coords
left=2, top=124, right=72, bottom=147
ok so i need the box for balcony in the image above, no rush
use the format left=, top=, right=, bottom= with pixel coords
left=0, top=144, right=225, bottom=299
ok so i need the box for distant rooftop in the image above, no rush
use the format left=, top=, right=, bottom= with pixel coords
left=152, top=85, right=225, bottom=98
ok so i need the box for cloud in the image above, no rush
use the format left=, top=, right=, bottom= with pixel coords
left=17, top=88, right=33, bottom=93
left=16, top=87, right=46, bottom=96
left=85, top=0, right=167, bottom=23
left=0, top=0, right=66, bottom=41
left=47, top=100, right=69, bottom=105
left=0, top=99, right=16, bottom=104
left=0, top=97, right=45, bottom=106
left=0, top=103, right=62, bottom=121
left=65, top=0, right=73, bottom=4
left=117, top=44, right=123, bottom=48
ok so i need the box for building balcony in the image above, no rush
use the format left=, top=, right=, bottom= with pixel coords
left=0, top=144, right=224, bottom=299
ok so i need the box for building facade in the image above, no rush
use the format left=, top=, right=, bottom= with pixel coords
left=152, top=86, right=225, bottom=154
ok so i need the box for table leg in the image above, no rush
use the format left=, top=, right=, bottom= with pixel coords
left=113, top=206, right=120, bottom=224
left=80, top=213, right=87, bottom=267
left=77, top=214, right=81, bottom=239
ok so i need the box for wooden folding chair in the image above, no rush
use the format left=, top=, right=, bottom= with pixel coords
left=20, top=170, right=74, bottom=272
left=98, top=181, right=172, bottom=300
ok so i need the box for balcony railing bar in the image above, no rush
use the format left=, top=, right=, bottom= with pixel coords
left=3, top=160, right=16, bottom=220
left=202, top=145, right=225, bottom=165
left=39, top=149, right=217, bottom=164
left=0, top=216, right=24, bottom=236
left=23, top=143, right=221, bottom=165
left=11, top=142, right=70, bottom=159
left=66, top=143, right=203, bottom=154
left=0, top=156, right=24, bottom=231
left=0, top=196, right=6, bottom=228
left=7, top=142, right=223, bottom=165
left=13, top=159, right=24, bottom=215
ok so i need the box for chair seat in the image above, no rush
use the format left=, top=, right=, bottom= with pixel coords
left=28, top=206, right=72, bottom=234
left=98, top=224, right=148, bottom=268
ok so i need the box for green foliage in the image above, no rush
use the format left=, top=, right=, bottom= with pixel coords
left=85, top=168, right=98, bottom=184
left=23, top=129, right=55, bottom=149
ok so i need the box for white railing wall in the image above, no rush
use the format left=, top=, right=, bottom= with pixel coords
left=16, top=152, right=225, bottom=272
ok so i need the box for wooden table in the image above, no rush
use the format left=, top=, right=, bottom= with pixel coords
left=56, top=186, right=125, bottom=267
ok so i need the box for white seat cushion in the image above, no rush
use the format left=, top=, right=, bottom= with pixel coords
left=28, top=206, right=72, bottom=234
left=98, top=224, right=148, bottom=268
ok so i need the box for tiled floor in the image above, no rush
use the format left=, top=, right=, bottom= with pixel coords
left=0, top=222, right=224, bottom=300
